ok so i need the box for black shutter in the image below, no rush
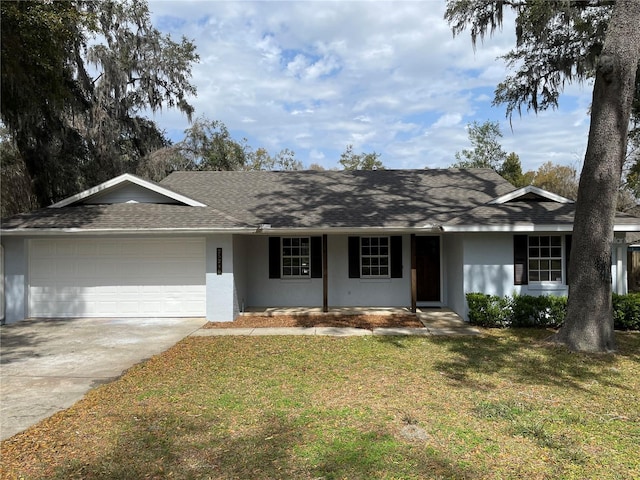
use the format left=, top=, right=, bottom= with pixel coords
left=310, top=236, right=322, bottom=278
left=268, top=237, right=281, bottom=279
left=390, top=236, right=403, bottom=278
left=348, top=236, right=360, bottom=278
left=514, top=235, right=528, bottom=285
left=565, top=234, right=572, bottom=285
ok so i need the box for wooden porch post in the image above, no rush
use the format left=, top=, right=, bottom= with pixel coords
left=411, top=234, right=417, bottom=313
left=323, top=234, right=328, bottom=312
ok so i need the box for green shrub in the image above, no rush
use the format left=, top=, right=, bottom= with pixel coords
left=466, top=293, right=511, bottom=328
left=613, top=293, right=640, bottom=330
left=467, top=292, right=639, bottom=330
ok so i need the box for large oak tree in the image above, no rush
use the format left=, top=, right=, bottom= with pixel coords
left=1, top=0, right=198, bottom=210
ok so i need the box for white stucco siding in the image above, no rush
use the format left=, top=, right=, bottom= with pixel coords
left=82, top=183, right=178, bottom=204
left=328, top=235, right=411, bottom=307
left=463, top=233, right=516, bottom=298
left=233, top=235, right=248, bottom=314
left=244, top=236, right=323, bottom=307
left=205, top=234, right=237, bottom=321
left=444, top=234, right=465, bottom=318
left=1, top=237, right=27, bottom=324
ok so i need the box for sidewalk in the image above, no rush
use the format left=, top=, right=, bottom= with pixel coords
left=191, top=308, right=481, bottom=337
left=191, top=325, right=480, bottom=338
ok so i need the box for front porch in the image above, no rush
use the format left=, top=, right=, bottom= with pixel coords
left=240, top=306, right=468, bottom=329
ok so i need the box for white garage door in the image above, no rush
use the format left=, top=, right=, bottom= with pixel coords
left=29, top=238, right=206, bottom=318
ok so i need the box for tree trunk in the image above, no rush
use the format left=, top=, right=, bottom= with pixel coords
left=551, top=0, right=640, bottom=352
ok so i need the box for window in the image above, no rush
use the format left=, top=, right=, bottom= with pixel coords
left=528, top=235, right=563, bottom=283
left=360, top=236, right=390, bottom=278
left=281, top=237, right=310, bottom=277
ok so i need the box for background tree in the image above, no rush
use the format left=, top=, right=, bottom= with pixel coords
left=499, top=152, right=531, bottom=187
left=176, top=118, right=247, bottom=171
left=245, top=147, right=304, bottom=171
left=0, top=0, right=198, bottom=211
left=452, top=120, right=507, bottom=170
left=446, top=0, right=640, bottom=352
left=339, top=144, right=384, bottom=170
left=531, top=162, right=579, bottom=200
left=452, top=120, right=529, bottom=186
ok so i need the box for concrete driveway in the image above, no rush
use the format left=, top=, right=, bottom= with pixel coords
left=0, top=317, right=207, bottom=441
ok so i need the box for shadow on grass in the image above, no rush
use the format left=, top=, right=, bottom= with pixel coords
left=50, top=410, right=478, bottom=480
left=430, top=329, right=639, bottom=393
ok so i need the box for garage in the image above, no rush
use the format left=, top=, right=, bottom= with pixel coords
left=29, top=237, right=206, bottom=318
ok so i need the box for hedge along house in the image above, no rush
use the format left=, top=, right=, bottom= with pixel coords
left=2, top=169, right=639, bottom=324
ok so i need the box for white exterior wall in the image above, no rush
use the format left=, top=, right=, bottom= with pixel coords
left=233, top=235, right=248, bottom=314
left=327, top=235, right=411, bottom=307
left=205, top=234, right=236, bottom=321
left=463, top=233, right=517, bottom=299
left=611, top=236, right=628, bottom=295
left=1, top=237, right=27, bottom=324
left=244, top=236, right=323, bottom=307
left=243, top=234, right=411, bottom=308
left=443, top=234, right=465, bottom=318
left=83, top=183, right=178, bottom=204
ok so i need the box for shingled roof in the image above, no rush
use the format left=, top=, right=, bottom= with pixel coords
left=159, top=168, right=515, bottom=229
left=2, top=168, right=638, bottom=233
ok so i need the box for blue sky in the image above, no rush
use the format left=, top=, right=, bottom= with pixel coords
left=147, top=0, right=594, bottom=173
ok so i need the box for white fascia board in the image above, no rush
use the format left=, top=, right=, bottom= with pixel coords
left=251, top=226, right=443, bottom=236
left=0, top=227, right=254, bottom=236
left=489, top=185, right=574, bottom=205
left=442, top=224, right=574, bottom=233
left=49, top=173, right=206, bottom=208
left=614, top=224, right=640, bottom=232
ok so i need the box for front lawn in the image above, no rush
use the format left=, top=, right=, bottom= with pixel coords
left=2, top=330, right=639, bottom=479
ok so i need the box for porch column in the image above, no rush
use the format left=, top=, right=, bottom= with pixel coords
left=323, top=234, right=328, bottom=312
left=411, top=234, right=417, bottom=313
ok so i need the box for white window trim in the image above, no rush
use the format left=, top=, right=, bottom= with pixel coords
left=528, top=234, right=565, bottom=285
left=360, top=236, right=390, bottom=279
left=281, top=236, right=311, bottom=279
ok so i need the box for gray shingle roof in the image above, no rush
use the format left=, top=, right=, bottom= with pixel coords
left=3, top=168, right=638, bottom=233
left=159, top=168, right=515, bottom=229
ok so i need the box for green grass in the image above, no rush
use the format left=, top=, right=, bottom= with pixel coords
left=2, top=329, right=640, bottom=479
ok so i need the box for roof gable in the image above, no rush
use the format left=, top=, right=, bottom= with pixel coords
left=488, top=185, right=574, bottom=205
left=49, top=173, right=206, bottom=208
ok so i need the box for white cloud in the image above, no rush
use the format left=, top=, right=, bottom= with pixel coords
left=148, top=0, right=594, bottom=171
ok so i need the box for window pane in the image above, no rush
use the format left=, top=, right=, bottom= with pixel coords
left=380, top=237, right=388, bottom=246
left=551, top=260, right=561, bottom=270
left=530, top=271, right=539, bottom=282
left=540, top=271, right=550, bottom=281
left=540, top=236, right=550, bottom=246
left=371, top=246, right=379, bottom=255
left=283, top=267, right=292, bottom=276
left=551, top=248, right=561, bottom=257
left=529, top=260, right=539, bottom=270
left=380, top=267, right=389, bottom=276
left=362, top=257, right=371, bottom=267
left=551, top=236, right=561, bottom=246
left=362, top=238, right=370, bottom=247
left=362, top=246, right=370, bottom=255
left=541, top=248, right=550, bottom=258
left=529, top=237, right=539, bottom=246
left=552, top=271, right=562, bottom=281
left=540, top=260, right=550, bottom=270
left=529, top=247, right=538, bottom=258
left=362, top=267, right=370, bottom=276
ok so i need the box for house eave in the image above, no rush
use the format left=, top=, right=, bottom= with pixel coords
left=0, top=227, right=256, bottom=236
left=443, top=224, right=640, bottom=233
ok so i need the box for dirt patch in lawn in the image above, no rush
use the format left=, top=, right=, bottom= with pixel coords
left=204, top=314, right=424, bottom=329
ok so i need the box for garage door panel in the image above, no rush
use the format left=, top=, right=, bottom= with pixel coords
left=29, top=238, right=206, bottom=318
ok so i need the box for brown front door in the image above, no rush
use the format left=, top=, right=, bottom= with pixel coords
left=416, top=236, right=440, bottom=302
